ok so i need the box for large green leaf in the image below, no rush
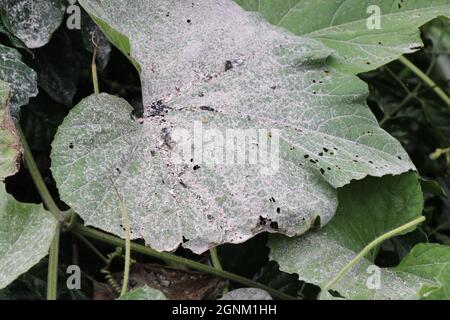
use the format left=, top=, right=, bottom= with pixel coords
left=269, top=173, right=450, bottom=300
left=53, top=0, right=414, bottom=253
left=0, top=183, right=57, bottom=289
left=236, top=0, right=450, bottom=73
left=0, top=44, right=37, bottom=117
left=0, top=0, right=65, bottom=49
left=0, top=80, right=19, bottom=180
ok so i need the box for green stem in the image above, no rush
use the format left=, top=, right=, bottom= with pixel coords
left=322, top=216, right=426, bottom=292
left=47, top=225, right=61, bottom=300
left=210, top=247, right=223, bottom=271
left=109, top=178, right=131, bottom=296
left=118, top=200, right=131, bottom=296
left=91, top=34, right=100, bottom=95
left=72, top=223, right=295, bottom=300
left=17, top=125, right=65, bottom=224
left=74, top=233, right=108, bottom=264
left=399, top=56, right=450, bottom=108
left=430, top=147, right=450, bottom=161
left=210, top=247, right=228, bottom=293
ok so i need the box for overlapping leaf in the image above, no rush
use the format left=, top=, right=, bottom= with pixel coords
left=236, top=0, right=450, bottom=73
left=0, top=44, right=37, bottom=117
left=0, top=80, right=19, bottom=180
left=269, top=173, right=450, bottom=300
left=0, top=0, right=65, bottom=49
left=0, top=183, right=57, bottom=289
left=52, top=0, right=414, bottom=253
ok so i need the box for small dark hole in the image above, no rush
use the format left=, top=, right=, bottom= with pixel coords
left=270, top=222, right=279, bottom=230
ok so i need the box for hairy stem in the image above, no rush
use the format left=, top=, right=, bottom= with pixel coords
left=47, top=225, right=61, bottom=300
left=72, top=223, right=295, bottom=300
left=399, top=56, right=450, bottom=108
left=322, top=216, right=426, bottom=292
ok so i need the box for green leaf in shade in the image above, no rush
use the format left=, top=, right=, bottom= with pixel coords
left=52, top=1, right=415, bottom=253
left=269, top=172, right=450, bottom=300
left=0, top=183, right=57, bottom=289
left=117, top=286, right=166, bottom=300
left=235, top=0, right=450, bottom=73
left=0, top=0, right=65, bottom=49
left=34, top=29, right=80, bottom=107
left=0, top=80, right=19, bottom=180
left=0, top=44, right=37, bottom=118
left=80, top=11, right=111, bottom=72
left=78, top=1, right=139, bottom=72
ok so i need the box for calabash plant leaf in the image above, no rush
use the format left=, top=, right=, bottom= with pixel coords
left=0, top=19, right=26, bottom=49
left=0, top=80, right=19, bottom=180
left=236, top=0, right=450, bottom=74
left=53, top=0, right=414, bottom=253
left=393, top=243, right=450, bottom=299
left=269, top=172, right=450, bottom=300
left=0, top=183, right=58, bottom=289
left=117, top=285, right=166, bottom=301
left=0, top=44, right=37, bottom=118
left=0, top=0, right=65, bottom=49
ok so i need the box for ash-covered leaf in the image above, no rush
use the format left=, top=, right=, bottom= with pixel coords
left=0, top=44, right=37, bottom=118
left=268, top=173, right=450, bottom=300
left=0, top=19, right=26, bottom=49
left=0, top=183, right=58, bottom=289
left=236, top=0, right=450, bottom=73
left=0, top=80, right=19, bottom=180
left=220, top=288, right=272, bottom=300
left=0, top=0, right=65, bottom=49
left=53, top=0, right=414, bottom=253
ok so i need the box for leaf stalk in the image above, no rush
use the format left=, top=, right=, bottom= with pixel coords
left=322, top=215, right=426, bottom=292
left=399, top=56, right=450, bottom=109
left=47, top=225, right=61, bottom=300
left=72, top=223, right=295, bottom=300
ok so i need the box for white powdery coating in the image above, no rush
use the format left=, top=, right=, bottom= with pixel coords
left=0, top=185, right=57, bottom=289
left=220, top=288, right=272, bottom=300
left=237, top=0, right=450, bottom=73
left=270, top=232, right=427, bottom=300
left=1, top=0, right=65, bottom=49
left=53, top=0, right=415, bottom=253
left=0, top=44, right=38, bottom=117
